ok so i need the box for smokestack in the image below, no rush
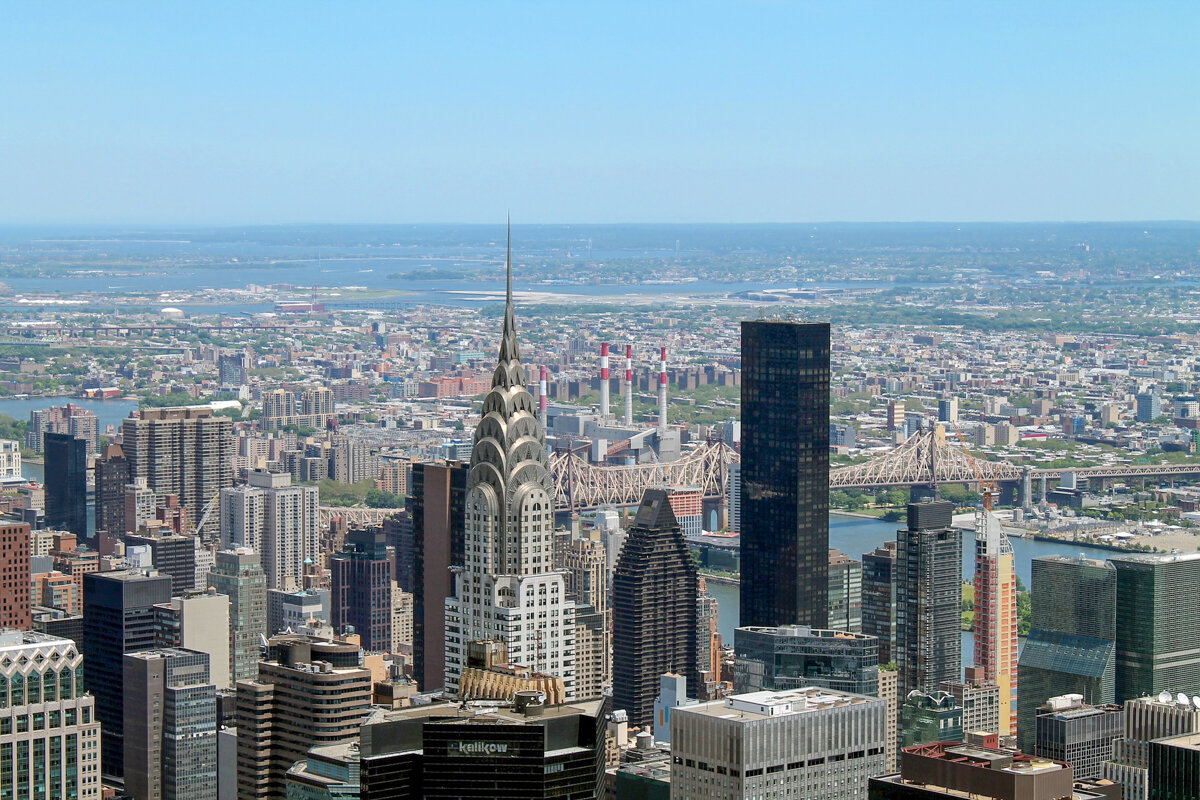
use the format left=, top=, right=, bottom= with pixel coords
left=658, top=346, right=668, bottom=436
left=624, top=344, right=634, bottom=426
left=539, top=365, right=548, bottom=429
left=600, top=342, right=610, bottom=418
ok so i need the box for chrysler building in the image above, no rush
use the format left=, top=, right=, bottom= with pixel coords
left=444, top=223, right=575, bottom=697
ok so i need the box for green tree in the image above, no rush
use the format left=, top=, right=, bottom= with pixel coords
left=939, top=484, right=981, bottom=505
left=1017, top=591, right=1032, bottom=637
left=0, top=415, right=28, bottom=442
left=365, top=488, right=404, bottom=509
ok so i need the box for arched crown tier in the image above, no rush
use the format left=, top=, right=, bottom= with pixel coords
left=465, top=225, right=552, bottom=545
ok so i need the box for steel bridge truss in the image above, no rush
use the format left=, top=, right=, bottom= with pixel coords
left=318, top=506, right=400, bottom=529
left=829, top=427, right=1025, bottom=489
left=550, top=440, right=738, bottom=511
left=300, top=429, right=1200, bottom=520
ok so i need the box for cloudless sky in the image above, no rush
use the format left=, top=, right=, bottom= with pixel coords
left=1, top=2, right=1198, bottom=224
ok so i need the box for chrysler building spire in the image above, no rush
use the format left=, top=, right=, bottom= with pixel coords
left=498, top=214, right=520, bottom=369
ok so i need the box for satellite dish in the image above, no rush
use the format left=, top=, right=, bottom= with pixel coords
left=1160, top=691, right=1173, bottom=704
left=1192, top=696, right=1200, bottom=709
left=1178, top=693, right=1189, bottom=706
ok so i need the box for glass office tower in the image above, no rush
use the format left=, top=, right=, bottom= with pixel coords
left=895, top=501, right=961, bottom=698
left=1017, top=555, right=1116, bottom=753
left=739, top=320, right=830, bottom=629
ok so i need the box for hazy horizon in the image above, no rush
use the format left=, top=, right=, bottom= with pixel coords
left=3, top=219, right=1200, bottom=230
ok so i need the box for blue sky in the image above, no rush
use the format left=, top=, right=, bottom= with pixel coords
left=1, top=2, right=1197, bottom=224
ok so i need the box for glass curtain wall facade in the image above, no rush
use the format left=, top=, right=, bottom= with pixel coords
left=739, top=321, right=830, bottom=629
left=1111, top=553, right=1200, bottom=701
left=734, top=625, right=878, bottom=696
left=1017, top=555, right=1116, bottom=753
left=895, top=501, right=961, bottom=698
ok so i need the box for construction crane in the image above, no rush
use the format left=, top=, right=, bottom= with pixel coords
left=193, top=491, right=222, bottom=540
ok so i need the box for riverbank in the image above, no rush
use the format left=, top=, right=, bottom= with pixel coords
left=831, top=509, right=901, bottom=521
left=1033, top=530, right=1200, bottom=554
left=699, top=571, right=739, bottom=586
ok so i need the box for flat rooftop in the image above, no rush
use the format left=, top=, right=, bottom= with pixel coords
left=1156, top=732, right=1200, bottom=751
left=681, top=687, right=876, bottom=722
left=872, top=773, right=1113, bottom=800
left=736, top=625, right=877, bottom=642
left=1108, top=550, right=1200, bottom=564
left=0, top=629, right=76, bottom=652
left=363, top=696, right=606, bottom=728
left=943, top=745, right=1063, bottom=776
left=1046, top=704, right=1122, bottom=720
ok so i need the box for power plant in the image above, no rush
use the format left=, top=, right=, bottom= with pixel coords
left=533, top=340, right=683, bottom=470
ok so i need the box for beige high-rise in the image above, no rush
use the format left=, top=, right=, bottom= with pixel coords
left=563, top=531, right=610, bottom=699
left=235, top=635, right=372, bottom=800
left=121, top=407, right=233, bottom=537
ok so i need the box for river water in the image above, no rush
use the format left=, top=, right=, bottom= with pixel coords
left=0, top=396, right=139, bottom=482
left=706, top=513, right=1120, bottom=675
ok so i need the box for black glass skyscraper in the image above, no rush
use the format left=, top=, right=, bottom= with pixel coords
left=331, top=527, right=395, bottom=653
left=409, top=460, right=467, bottom=692
left=82, top=570, right=174, bottom=779
left=613, top=489, right=701, bottom=728
left=862, top=541, right=898, bottom=665
left=895, top=500, right=961, bottom=698
left=739, top=320, right=830, bottom=629
left=44, top=431, right=88, bottom=538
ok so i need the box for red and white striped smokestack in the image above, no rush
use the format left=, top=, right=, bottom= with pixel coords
left=658, top=346, right=668, bottom=436
left=600, top=342, right=610, bottom=418
left=539, top=365, right=548, bottom=428
left=624, top=344, right=634, bottom=426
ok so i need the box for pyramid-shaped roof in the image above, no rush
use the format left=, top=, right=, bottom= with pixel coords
left=633, top=488, right=680, bottom=530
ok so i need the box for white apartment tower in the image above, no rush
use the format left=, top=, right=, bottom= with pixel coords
left=219, top=470, right=319, bottom=591
left=444, top=226, right=576, bottom=697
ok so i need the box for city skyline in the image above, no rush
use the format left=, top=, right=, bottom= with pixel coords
left=3, top=3, right=1200, bottom=795
left=1, top=227, right=1199, bottom=798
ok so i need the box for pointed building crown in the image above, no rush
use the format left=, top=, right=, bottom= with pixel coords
left=498, top=216, right=520, bottom=367
left=633, top=489, right=681, bottom=530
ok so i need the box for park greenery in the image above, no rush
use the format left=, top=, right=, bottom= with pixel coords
left=829, top=484, right=980, bottom=515
left=0, top=414, right=28, bottom=443
left=316, top=478, right=405, bottom=509
left=140, top=390, right=239, bottom=408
